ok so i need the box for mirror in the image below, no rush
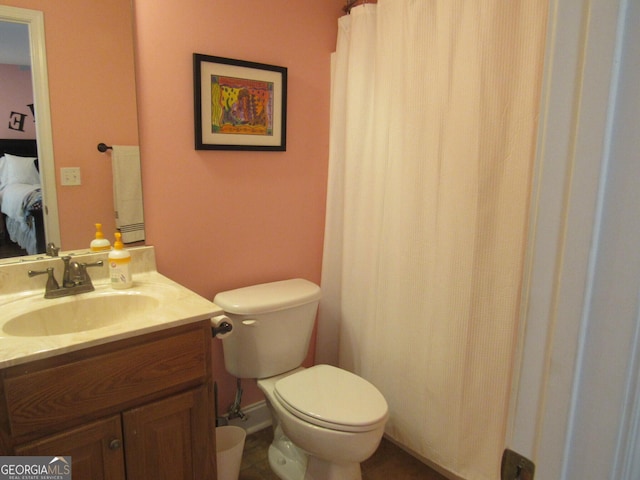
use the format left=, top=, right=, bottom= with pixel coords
left=0, top=1, right=141, bottom=263
left=0, top=7, right=57, bottom=261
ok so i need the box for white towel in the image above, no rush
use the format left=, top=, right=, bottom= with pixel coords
left=111, top=145, right=145, bottom=243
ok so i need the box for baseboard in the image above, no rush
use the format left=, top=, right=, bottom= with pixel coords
left=224, top=400, right=272, bottom=434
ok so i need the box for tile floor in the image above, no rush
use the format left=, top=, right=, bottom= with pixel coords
left=238, top=427, right=448, bottom=480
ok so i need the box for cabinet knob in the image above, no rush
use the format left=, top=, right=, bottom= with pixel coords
left=109, top=439, right=122, bottom=450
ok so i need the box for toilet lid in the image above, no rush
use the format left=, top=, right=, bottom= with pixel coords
left=274, top=365, right=388, bottom=433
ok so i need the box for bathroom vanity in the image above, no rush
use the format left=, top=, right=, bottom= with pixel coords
left=0, top=247, right=221, bottom=479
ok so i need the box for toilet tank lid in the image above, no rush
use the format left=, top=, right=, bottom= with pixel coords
left=213, top=279, right=321, bottom=315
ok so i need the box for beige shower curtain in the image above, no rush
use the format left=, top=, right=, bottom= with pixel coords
left=318, top=1, right=547, bottom=478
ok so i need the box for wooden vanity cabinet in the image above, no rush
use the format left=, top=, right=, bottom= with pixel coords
left=0, top=321, right=217, bottom=480
left=15, top=415, right=126, bottom=480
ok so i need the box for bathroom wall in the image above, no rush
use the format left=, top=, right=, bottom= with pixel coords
left=133, top=1, right=344, bottom=408
left=0, top=64, right=35, bottom=139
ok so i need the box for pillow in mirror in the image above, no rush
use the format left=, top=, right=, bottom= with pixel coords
left=1, top=153, right=40, bottom=186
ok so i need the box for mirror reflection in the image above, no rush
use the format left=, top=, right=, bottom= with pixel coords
left=0, top=20, right=42, bottom=258
left=0, top=0, right=142, bottom=262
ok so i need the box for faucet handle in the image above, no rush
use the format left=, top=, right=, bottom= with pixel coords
left=81, top=260, right=104, bottom=279
left=83, top=260, right=104, bottom=269
left=28, top=267, right=60, bottom=292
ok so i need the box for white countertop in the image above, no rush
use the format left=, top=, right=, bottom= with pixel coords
left=0, top=246, right=222, bottom=368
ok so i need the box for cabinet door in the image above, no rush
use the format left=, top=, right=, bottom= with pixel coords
left=123, top=386, right=214, bottom=480
left=15, top=415, right=125, bottom=480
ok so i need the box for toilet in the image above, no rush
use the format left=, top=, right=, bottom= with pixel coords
left=214, top=279, right=388, bottom=480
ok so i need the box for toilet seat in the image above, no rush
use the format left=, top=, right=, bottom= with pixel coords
left=274, top=364, right=388, bottom=433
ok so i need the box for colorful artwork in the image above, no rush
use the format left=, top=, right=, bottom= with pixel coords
left=194, top=54, right=286, bottom=150
left=211, top=75, right=274, bottom=136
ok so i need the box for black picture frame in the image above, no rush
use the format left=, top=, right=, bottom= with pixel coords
left=193, top=53, right=287, bottom=151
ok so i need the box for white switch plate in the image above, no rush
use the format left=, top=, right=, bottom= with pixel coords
left=61, top=167, right=81, bottom=186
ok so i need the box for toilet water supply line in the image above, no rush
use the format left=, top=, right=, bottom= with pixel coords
left=213, top=379, right=246, bottom=426
left=228, top=378, right=246, bottom=421
left=210, top=317, right=245, bottom=423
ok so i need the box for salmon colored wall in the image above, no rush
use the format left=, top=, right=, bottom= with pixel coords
left=4, top=0, right=139, bottom=249
left=133, top=1, right=343, bottom=409
left=0, top=64, right=35, bottom=139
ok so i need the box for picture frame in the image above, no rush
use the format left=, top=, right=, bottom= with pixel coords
left=193, top=53, right=287, bottom=151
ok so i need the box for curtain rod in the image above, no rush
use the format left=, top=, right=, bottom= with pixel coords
left=344, top=0, right=377, bottom=14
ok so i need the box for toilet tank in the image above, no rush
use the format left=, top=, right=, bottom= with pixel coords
left=213, top=279, right=322, bottom=379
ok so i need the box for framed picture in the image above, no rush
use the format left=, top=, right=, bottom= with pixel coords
left=193, top=54, right=287, bottom=151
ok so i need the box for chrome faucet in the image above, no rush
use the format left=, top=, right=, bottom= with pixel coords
left=46, top=242, right=60, bottom=257
left=29, top=256, right=104, bottom=299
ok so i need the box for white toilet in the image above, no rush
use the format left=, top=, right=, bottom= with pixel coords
left=214, top=279, right=388, bottom=480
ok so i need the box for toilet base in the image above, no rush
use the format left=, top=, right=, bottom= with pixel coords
left=268, top=425, right=307, bottom=480
left=266, top=425, right=362, bottom=480
left=268, top=443, right=362, bottom=480
left=268, top=443, right=306, bottom=480
left=305, top=457, right=362, bottom=480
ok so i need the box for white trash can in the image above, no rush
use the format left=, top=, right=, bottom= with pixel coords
left=216, top=425, right=246, bottom=480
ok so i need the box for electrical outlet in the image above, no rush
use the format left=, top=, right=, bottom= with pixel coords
left=60, top=167, right=81, bottom=186
left=501, top=449, right=535, bottom=480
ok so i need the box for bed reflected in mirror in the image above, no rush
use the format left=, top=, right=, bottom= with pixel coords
left=0, top=139, right=43, bottom=258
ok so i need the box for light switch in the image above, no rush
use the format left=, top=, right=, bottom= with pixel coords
left=60, top=167, right=81, bottom=186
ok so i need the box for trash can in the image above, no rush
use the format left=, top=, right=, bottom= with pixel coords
left=216, top=425, right=246, bottom=480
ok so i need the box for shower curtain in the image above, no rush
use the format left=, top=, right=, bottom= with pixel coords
left=318, top=1, right=547, bottom=478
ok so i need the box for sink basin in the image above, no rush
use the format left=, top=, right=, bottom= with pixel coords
left=0, top=247, right=221, bottom=369
left=2, top=290, right=161, bottom=337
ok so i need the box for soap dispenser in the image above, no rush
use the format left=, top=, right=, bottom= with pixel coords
left=90, top=223, right=111, bottom=252
left=108, top=232, right=132, bottom=289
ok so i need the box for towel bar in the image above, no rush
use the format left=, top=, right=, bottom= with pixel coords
left=97, top=143, right=112, bottom=152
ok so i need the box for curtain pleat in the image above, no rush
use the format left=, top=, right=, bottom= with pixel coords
left=318, top=1, right=547, bottom=478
